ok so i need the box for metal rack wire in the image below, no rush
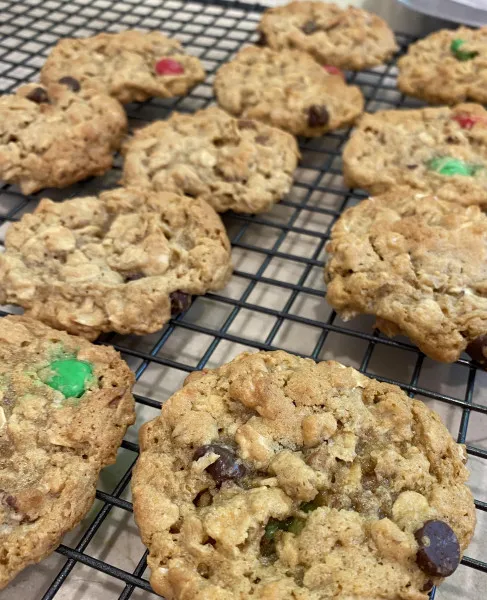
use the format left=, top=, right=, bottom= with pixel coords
left=0, top=0, right=486, bottom=598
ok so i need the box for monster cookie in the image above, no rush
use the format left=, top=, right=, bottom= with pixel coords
left=0, top=187, right=232, bottom=340
left=0, top=315, right=135, bottom=588
left=325, top=187, right=487, bottom=364
left=214, top=46, right=364, bottom=137
left=258, top=1, right=397, bottom=70
left=0, top=82, right=126, bottom=194
left=398, top=27, right=487, bottom=105
left=122, top=107, right=300, bottom=214
left=343, top=104, right=487, bottom=207
left=132, top=350, right=475, bottom=600
left=41, top=30, right=205, bottom=104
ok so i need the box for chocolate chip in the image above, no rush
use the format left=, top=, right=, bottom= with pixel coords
left=308, top=105, right=329, bottom=128
left=26, top=87, right=49, bottom=104
left=421, top=580, right=434, bottom=592
left=466, top=335, right=487, bottom=366
left=255, top=135, right=269, bottom=145
left=406, top=164, right=418, bottom=170
left=255, top=31, right=267, bottom=46
left=170, top=291, right=192, bottom=316
left=193, top=443, right=246, bottom=486
left=301, top=20, right=318, bottom=34
left=415, top=520, right=460, bottom=577
left=125, top=272, right=144, bottom=282
left=237, top=119, right=256, bottom=130
left=58, top=76, right=81, bottom=92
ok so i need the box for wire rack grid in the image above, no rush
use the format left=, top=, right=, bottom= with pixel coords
left=0, top=0, right=486, bottom=598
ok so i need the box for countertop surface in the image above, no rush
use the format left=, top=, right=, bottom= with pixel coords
left=0, top=1, right=486, bottom=600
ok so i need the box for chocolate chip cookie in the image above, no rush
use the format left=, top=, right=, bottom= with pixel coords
left=0, top=314, right=135, bottom=589
left=343, top=104, right=487, bottom=207
left=325, top=187, right=487, bottom=364
left=41, top=30, right=205, bottom=104
left=258, top=1, right=397, bottom=70
left=132, top=349, right=475, bottom=600
left=398, top=27, right=487, bottom=105
left=122, top=107, right=299, bottom=214
left=0, top=82, right=126, bottom=194
left=214, top=46, right=364, bottom=137
left=0, top=187, right=232, bottom=340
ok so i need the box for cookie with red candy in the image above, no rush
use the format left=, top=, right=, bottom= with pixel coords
left=41, top=30, right=205, bottom=104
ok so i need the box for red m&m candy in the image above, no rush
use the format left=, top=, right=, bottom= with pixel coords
left=453, top=113, right=487, bottom=130
left=323, top=65, right=344, bottom=78
left=155, top=58, right=185, bottom=75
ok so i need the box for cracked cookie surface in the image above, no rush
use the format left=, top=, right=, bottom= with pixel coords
left=41, top=30, right=205, bottom=104
left=132, top=349, right=475, bottom=600
left=0, top=315, right=135, bottom=589
left=0, top=187, right=232, bottom=340
left=0, top=82, right=126, bottom=194
left=214, top=46, right=364, bottom=137
left=398, top=27, right=487, bottom=105
left=258, top=1, right=397, bottom=70
left=122, top=107, right=299, bottom=214
left=325, top=188, right=487, bottom=364
left=343, top=104, right=487, bottom=207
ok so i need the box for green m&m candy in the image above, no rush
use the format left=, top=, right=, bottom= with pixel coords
left=450, top=39, right=478, bottom=61
left=428, top=157, right=476, bottom=176
left=45, top=359, right=94, bottom=398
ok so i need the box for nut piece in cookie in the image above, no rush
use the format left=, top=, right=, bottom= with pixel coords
left=0, top=187, right=233, bottom=339
left=325, top=187, right=487, bottom=364
left=398, top=27, right=487, bottom=105
left=343, top=104, right=487, bottom=208
left=258, top=1, right=397, bottom=70
left=0, top=315, right=135, bottom=589
left=41, top=30, right=205, bottom=104
left=122, top=106, right=299, bottom=214
left=132, top=349, right=475, bottom=600
left=214, top=46, right=364, bottom=137
left=0, top=82, right=127, bottom=194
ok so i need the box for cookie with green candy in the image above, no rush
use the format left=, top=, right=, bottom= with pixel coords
left=343, top=104, right=487, bottom=208
left=0, top=315, right=135, bottom=589
left=398, top=26, right=487, bottom=104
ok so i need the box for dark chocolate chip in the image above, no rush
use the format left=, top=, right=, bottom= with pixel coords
left=301, top=20, right=318, bottom=34
left=170, top=290, right=192, bottom=316
left=58, top=76, right=81, bottom=92
left=415, top=520, right=460, bottom=577
left=237, top=119, right=257, bottom=130
left=307, top=105, right=329, bottom=128
left=255, top=31, right=267, bottom=46
left=421, top=580, right=434, bottom=592
left=466, top=334, right=487, bottom=366
left=193, top=443, right=246, bottom=486
left=255, top=135, right=269, bottom=145
left=26, top=87, right=49, bottom=104
left=125, top=272, right=144, bottom=282
left=406, top=164, right=418, bottom=170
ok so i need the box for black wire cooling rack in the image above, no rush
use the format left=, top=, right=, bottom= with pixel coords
left=0, top=0, right=487, bottom=598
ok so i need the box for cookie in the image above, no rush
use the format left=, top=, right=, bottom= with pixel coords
left=325, top=187, right=487, bottom=364
left=0, top=82, right=126, bottom=195
left=398, top=27, right=487, bottom=105
left=214, top=46, right=364, bottom=137
left=343, top=104, right=487, bottom=207
left=122, top=107, right=300, bottom=214
left=0, top=314, right=135, bottom=588
left=258, top=1, right=397, bottom=70
left=41, top=30, right=205, bottom=104
left=132, top=349, right=475, bottom=600
left=0, top=187, right=232, bottom=340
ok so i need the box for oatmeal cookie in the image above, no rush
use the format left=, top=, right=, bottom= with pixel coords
left=398, top=27, right=487, bottom=105
left=343, top=104, right=487, bottom=207
left=258, top=1, right=397, bottom=70
left=325, top=187, right=487, bottom=364
left=0, top=314, right=135, bottom=589
left=41, top=30, right=205, bottom=104
left=132, top=349, right=475, bottom=600
left=0, top=81, right=126, bottom=194
left=122, top=107, right=299, bottom=214
left=0, top=187, right=232, bottom=340
left=214, top=46, right=364, bottom=137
